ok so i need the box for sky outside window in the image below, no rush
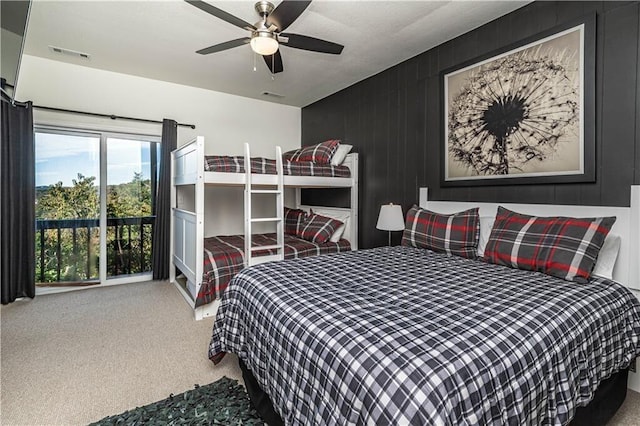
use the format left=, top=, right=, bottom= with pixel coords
left=35, top=133, right=100, bottom=187
left=35, top=133, right=154, bottom=187
left=107, top=138, right=153, bottom=186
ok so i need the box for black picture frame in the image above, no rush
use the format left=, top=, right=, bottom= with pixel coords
left=441, top=13, right=596, bottom=187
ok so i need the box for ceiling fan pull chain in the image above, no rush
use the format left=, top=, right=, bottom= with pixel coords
left=271, top=54, right=275, bottom=80
left=253, top=52, right=257, bottom=72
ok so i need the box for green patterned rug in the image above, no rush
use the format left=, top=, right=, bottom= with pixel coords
left=89, top=377, right=264, bottom=425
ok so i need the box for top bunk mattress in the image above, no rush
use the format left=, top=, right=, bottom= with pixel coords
left=204, top=156, right=351, bottom=178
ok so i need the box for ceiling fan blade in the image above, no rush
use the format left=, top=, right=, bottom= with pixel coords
left=185, top=0, right=255, bottom=30
left=196, top=38, right=250, bottom=55
left=268, top=0, right=311, bottom=32
left=280, top=33, right=343, bottom=54
left=263, top=50, right=284, bottom=74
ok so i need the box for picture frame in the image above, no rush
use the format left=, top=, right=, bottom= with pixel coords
left=441, top=14, right=596, bottom=186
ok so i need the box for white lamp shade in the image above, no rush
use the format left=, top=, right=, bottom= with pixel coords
left=376, top=204, right=405, bottom=231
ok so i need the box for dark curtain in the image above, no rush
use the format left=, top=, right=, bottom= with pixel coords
left=1, top=92, right=35, bottom=304
left=151, top=119, right=177, bottom=280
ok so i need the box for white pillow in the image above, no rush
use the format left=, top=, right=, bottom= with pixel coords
left=330, top=217, right=349, bottom=243
left=308, top=208, right=350, bottom=243
left=331, top=144, right=353, bottom=166
left=477, top=216, right=495, bottom=258
left=592, top=235, right=621, bottom=280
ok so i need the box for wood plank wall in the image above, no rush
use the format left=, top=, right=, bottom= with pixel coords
left=301, top=1, right=640, bottom=249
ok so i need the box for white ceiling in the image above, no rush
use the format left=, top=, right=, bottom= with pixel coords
left=23, top=0, right=529, bottom=107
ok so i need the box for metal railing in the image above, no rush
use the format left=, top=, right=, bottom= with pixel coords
left=35, top=216, right=155, bottom=284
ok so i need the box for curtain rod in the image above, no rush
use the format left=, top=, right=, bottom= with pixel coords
left=0, top=80, right=196, bottom=129
left=32, top=105, right=196, bottom=129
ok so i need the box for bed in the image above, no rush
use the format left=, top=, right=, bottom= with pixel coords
left=171, top=137, right=359, bottom=320
left=208, top=186, right=640, bottom=425
left=192, top=232, right=351, bottom=307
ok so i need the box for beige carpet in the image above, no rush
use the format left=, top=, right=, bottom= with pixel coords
left=1, top=281, right=639, bottom=425
left=1, top=281, right=241, bottom=425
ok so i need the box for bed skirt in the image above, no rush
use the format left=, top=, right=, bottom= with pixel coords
left=239, top=359, right=284, bottom=426
left=239, top=359, right=629, bottom=426
left=570, top=368, right=628, bottom=426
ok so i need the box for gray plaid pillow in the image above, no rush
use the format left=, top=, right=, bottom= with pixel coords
left=484, top=207, right=616, bottom=283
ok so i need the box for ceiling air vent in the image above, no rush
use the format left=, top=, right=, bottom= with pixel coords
left=262, top=91, right=284, bottom=99
left=48, top=45, right=91, bottom=60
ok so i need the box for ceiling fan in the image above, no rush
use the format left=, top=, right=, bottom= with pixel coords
left=185, top=0, right=344, bottom=74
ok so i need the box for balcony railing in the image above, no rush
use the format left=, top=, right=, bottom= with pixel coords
left=36, top=216, right=155, bottom=284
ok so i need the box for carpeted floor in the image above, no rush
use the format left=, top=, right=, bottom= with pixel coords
left=1, top=280, right=640, bottom=425
left=1, top=281, right=242, bottom=425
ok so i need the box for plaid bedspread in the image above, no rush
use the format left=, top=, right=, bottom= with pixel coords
left=209, top=246, right=640, bottom=425
left=196, top=233, right=350, bottom=307
left=204, top=156, right=351, bottom=177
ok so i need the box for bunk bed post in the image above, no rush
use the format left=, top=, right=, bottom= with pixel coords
left=629, top=185, right=640, bottom=392
left=169, top=146, right=176, bottom=285
left=244, top=143, right=252, bottom=267
left=630, top=185, right=640, bottom=290
left=194, top=137, right=205, bottom=315
left=275, top=146, right=284, bottom=258
left=350, top=154, right=359, bottom=250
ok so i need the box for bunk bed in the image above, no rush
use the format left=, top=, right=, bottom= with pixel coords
left=170, top=136, right=359, bottom=320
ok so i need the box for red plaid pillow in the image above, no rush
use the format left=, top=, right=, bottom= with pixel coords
left=401, top=205, right=479, bottom=259
left=483, top=207, right=616, bottom=283
left=299, top=212, right=343, bottom=244
left=283, top=140, right=340, bottom=164
left=284, top=207, right=307, bottom=236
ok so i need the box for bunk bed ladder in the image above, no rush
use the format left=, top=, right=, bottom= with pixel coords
left=243, top=143, right=285, bottom=267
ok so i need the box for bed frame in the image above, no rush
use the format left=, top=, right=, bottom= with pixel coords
left=240, top=185, right=640, bottom=424
left=170, top=136, right=359, bottom=320
left=419, top=185, right=640, bottom=393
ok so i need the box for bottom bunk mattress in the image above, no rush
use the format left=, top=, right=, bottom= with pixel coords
left=194, top=233, right=350, bottom=307
left=208, top=246, right=640, bottom=425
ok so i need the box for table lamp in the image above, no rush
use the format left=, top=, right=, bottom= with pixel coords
left=376, top=203, right=404, bottom=246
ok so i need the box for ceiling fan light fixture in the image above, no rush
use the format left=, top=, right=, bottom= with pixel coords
left=250, top=31, right=278, bottom=56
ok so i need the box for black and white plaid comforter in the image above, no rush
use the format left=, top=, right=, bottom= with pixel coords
left=209, top=246, right=640, bottom=425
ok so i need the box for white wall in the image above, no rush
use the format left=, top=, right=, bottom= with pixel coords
left=1, top=28, right=23, bottom=86
left=16, top=55, right=300, bottom=236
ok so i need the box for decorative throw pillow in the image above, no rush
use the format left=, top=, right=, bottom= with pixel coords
left=299, top=213, right=344, bottom=244
left=283, top=140, right=340, bottom=164
left=483, top=206, right=616, bottom=283
left=284, top=207, right=307, bottom=236
left=401, top=205, right=480, bottom=259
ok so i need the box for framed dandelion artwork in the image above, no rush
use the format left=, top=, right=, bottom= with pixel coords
left=442, top=15, right=595, bottom=186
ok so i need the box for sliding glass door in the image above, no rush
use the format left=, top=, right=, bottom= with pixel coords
left=35, top=131, right=101, bottom=285
left=106, top=137, right=159, bottom=279
left=35, top=128, right=160, bottom=288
